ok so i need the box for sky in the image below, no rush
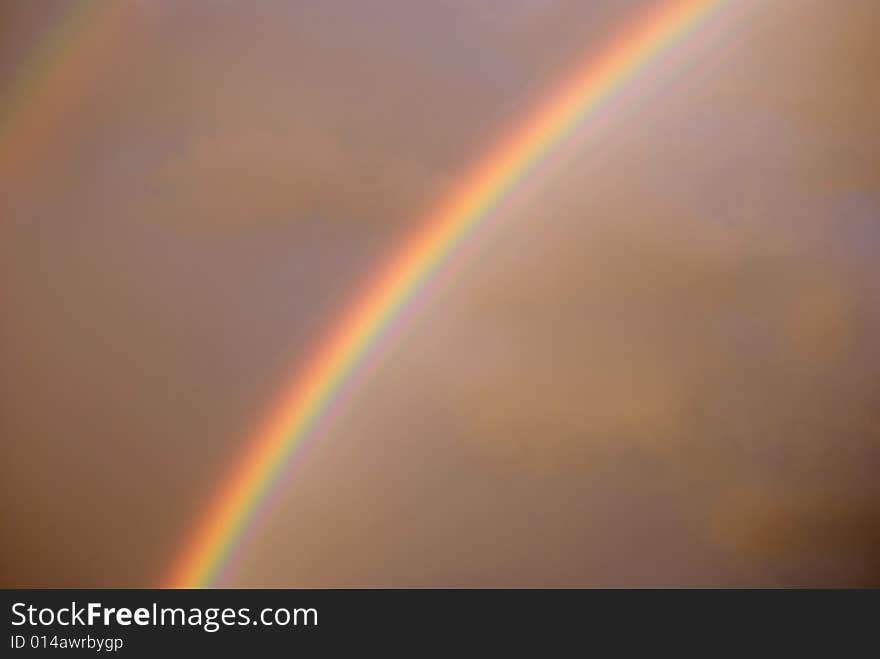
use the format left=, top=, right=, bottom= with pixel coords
left=1, top=0, right=879, bottom=587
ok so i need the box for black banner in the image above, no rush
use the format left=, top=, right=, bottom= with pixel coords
left=2, top=589, right=875, bottom=654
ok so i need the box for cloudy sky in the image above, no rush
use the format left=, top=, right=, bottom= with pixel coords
left=1, top=0, right=878, bottom=586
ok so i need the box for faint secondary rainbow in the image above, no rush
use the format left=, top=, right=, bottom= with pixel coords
left=165, top=0, right=726, bottom=587
left=0, top=0, right=131, bottom=197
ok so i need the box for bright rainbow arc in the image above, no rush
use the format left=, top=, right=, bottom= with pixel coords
left=165, top=0, right=724, bottom=587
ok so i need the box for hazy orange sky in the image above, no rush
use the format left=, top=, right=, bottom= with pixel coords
left=2, top=0, right=879, bottom=586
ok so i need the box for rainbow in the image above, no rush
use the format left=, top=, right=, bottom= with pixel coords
left=2, top=0, right=735, bottom=588
left=162, top=0, right=730, bottom=587
left=0, top=0, right=131, bottom=197
left=156, top=0, right=736, bottom=587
